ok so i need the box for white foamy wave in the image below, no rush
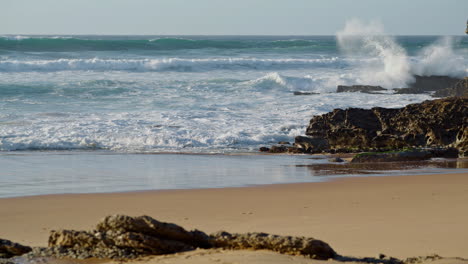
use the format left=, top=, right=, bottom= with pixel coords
left=412, top=36, right=467, bottom=77
left=0, top=57, right=344, bottom=72
left=247, top=72, right=338, bottom=93
left=336, top=19, right=413, bottom=88
left=0, top=92, right=431, bottom=153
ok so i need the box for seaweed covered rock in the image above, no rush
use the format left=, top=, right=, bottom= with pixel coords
left=0, top=239, right=32, bottom=258
left=351, top=150, right=433, bottom=163
left=211, top=231, right=336, bottom=260
left=303, top=97, right=467, bottom=156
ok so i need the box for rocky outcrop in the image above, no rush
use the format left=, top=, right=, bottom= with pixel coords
left=44, top=215, right=211, bottom=259
left=433, top=78, right=468, bottom=98
left=294, top=136, right=329, bottom=153
left=337, top=85, right=386, bottom=93
left=293, top=91, right=319, bottom=95
left=211, top=231, right=336, bottom=260
left=351, top=150, right=433, bottom=163
left=302, top=97, right=467, bottom=156
left=394, top=75, right=462, bottom=94
left=36, top=215, right=336, bottom=260
left=0, top=239, right=32, bottom=258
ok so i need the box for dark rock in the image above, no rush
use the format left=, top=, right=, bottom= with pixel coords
left=286, top=146, right=306, bottom=154
left=268, top=145, right=288, bottom=153
left=305, top=97, right=467, bottom=156
left=211, top=231, right=336, bottom=260
left=433, top=78, right=468, bottom=98
left=429, top=147, right=459, bottom=158
left=293, top=91, right=319, bottom=95
left=259, top=147, right=270, bottom=152
left=278, top=141, right=290, bottom=145
left=0, top=238, right=32, bottom=258
left=337, top=85, right=386, bottom=93
left=328, top=157, right=345, bottom=163
left=394, top=75, right=462, bottom=94
left=351, top=150, right=432, bottom=163
left=294, top=136, right=329, bottom=153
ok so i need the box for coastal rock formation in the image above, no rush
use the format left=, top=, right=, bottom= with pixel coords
left=351, top=150, right=433, bottom=163
left=211, top=231, right=336, bottom=260
left=337, top=85, right=386, bottom=93
left=0, top=239, right=32, bottom=258
left=433, top=78, right=468, bottom=98
left=301, top=97, right=467, bottom=156
left=394, top=75, right=462, bottom=94
left=39, top=215, right=336, bottom=260
left=294, top=136, right=329, bottom=153
left=45, top=215, right=211, bottom=259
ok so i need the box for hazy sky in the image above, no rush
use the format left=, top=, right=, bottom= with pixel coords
left=2, top=0, right=467, bottom=35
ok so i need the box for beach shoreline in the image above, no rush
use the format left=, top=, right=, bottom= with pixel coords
left=1, top=172, right=467, bottom=261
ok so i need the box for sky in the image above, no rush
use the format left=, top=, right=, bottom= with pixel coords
left=2, top=0, right=467, bottom=35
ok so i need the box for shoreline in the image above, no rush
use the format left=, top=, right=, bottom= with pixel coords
left=1, top=165, right=467, bottom=200
left=1, top=172, right=467, bottom=260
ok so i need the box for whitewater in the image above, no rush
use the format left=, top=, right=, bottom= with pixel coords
left=0, top=32, right=467, bottom=153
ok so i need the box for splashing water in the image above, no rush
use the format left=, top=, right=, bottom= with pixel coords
left=336, top=19, right=413, bottom=88
left=413, top=36, right=467, bottom=77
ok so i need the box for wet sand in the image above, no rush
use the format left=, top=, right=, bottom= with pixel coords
left=1, top=172, right=468, bottom=263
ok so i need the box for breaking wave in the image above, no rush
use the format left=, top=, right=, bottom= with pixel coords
left=0, top=57, right=345, bottom=72
left=0, top=36, right=334, bottom=51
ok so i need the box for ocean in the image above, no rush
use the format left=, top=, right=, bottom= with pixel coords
left=1, top=34, right=467, bottom=197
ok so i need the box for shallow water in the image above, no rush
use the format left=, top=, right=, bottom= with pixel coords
left=0, top=152, right=466, bottom=198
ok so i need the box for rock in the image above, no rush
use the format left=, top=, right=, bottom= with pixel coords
left=211, top=231, right=336, bottom=260
left=46, top=215, right=212, bottom=259
left=433, top=78, right=468, bottom=98
left=337, top=85, right=386, bottom=93
left=268, top=145, right=288, bottom=153
left=278, top=141, right=290, bottom=145
left=351, top=150, right=432, bottom=163
left=394, top=75, right=461, bottom=94
left=328, top=157, right=345, bottom=162
left=305, top=97, right=467, bottom=156
left=294, top=136, right=329, bottom=153
left=37, top=215, right=338, bottom=261
left=96, top=215, right=211, bottom=249
left=259, top=147, right=270, bottom=152
left=0, top=238, right=32, bottom=258
left=293, top=91, right=319, bottom=95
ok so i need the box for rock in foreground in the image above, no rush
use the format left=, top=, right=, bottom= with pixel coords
left=212, top=231, right=336, bottom=260
left=37, top=215, right=336, bottom=260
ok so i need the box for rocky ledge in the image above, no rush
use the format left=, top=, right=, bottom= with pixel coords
left=13, top=215, right=335, bottom=261
left=262, top=97, right=467, bottom=157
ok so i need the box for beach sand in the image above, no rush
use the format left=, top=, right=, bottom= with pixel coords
left=1, top=172, right=468, bottom=263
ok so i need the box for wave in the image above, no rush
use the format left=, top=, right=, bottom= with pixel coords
left=0, top=57, right=344, bottom=72
left=0, top=36, right=334, bottom=52
left=248, top=72, right=338, bottom=93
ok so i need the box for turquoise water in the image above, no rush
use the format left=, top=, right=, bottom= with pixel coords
left=0, top=35, right=467, bottom=198
left=0, top=35, right=466, bottom=153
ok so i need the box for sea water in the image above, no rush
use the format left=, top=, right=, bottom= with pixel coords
left=1, top=31, right=467, bottom=197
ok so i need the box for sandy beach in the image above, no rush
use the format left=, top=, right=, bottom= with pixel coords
left=1, top=172, right=467, bottom=263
